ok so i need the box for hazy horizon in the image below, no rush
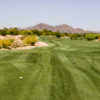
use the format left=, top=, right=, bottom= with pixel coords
left=0, top=0, right=100, bottom=31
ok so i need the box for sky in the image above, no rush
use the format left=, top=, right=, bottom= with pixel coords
left=0, top=0, right=100, bottom=31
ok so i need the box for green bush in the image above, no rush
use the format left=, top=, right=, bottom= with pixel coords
left=32, top=29, right=42, bottom=36
left=85, top=34, right=97, bottom=40
left=0, top=28, right=8, bottom=36
left=55, top=32, right=61, bottom=38
left=20, top=30, right=33, bottom=35
left=7, top=28, right=19, bottom=35
left=68, top=34, right=81, bottom=40
left=23, top=35, right=38, bottom=45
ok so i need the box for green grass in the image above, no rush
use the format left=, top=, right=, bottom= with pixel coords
left=0, top=37, right=100, bottom=100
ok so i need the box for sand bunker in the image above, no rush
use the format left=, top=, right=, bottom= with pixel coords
left=11, top=42, right=48, bottom=50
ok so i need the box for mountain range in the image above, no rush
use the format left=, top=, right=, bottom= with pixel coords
left=27, top=23, right=89, bottom=33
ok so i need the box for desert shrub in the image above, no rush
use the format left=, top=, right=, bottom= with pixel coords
left=7, top=28, right=19, bottom=35
left=0, top=40, right=3, bottom=48
left=20, top=30, right=33, bottom=35
left=2, top=40, right=12, bottom=48
left=98, top=36, right=100, bottom=40
left=0, top=28, right=8, bottom=36
left=32, top=29, right=42, bottom=36
left=68, top=34, right=80, bottom=40
left=85, top=34, right=97, bottom=40
left=41, top=29, right=54, bottom=36
left=23, top=35, right=38, bottom=45
left=60, top=33, right=65, bottom=37
left=95, top=34, right=100, bottom=40
left=0, top=39, right=12, bottom=48
left=55, top=32, right=61, bottom=38
left=64, top=33, right=68, bottom=36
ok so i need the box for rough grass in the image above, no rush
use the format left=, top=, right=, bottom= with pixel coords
left=0, top=37, right=100, bottom=100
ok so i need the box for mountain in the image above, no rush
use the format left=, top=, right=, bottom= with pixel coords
left=27, top=23, right=86, bottom=33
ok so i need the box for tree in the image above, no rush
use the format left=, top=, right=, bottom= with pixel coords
left=20, top=30, right=33, bottom=35
left=7, top=28, right=19, bottom=35
left=32, top=30, right=41, bottom=36
left=0, top=28, right=8, bottom=36
left=85, top=33, right=97, bottom=40
left=55, top=32, right=61, bottom=38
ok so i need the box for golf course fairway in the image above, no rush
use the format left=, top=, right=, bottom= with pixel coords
left=0, top=38, right=100, bottom=100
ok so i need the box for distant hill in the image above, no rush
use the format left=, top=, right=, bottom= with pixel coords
left=27, top=23, right=87, bottom=33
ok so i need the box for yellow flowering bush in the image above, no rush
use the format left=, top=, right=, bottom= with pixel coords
left=0, top=39, right=13, bottom=49
left=23, top=35, right=38, bottom=45
left=0, top=40, right=3, bottom=48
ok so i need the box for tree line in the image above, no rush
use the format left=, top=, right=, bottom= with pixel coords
left=0, top=27, right=100, bottom=40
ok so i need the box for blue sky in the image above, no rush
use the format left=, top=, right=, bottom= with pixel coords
left=0, top=0, right=100, bottom=31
